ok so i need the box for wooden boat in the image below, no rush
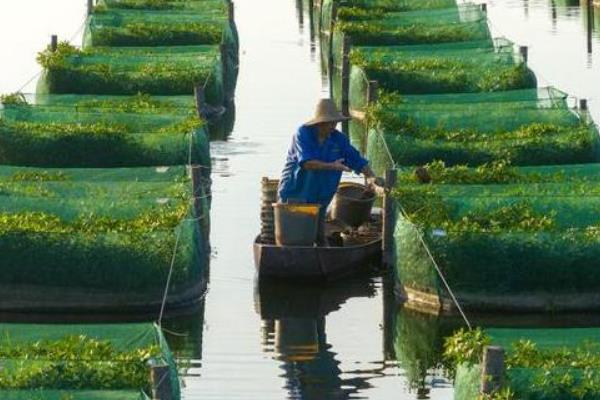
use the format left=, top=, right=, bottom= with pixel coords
left=254, top=213, right=382, bottom=281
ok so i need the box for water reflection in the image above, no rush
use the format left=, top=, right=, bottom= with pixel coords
left=256, top=278, right=377, bottom=399
left=384, top=304, right=461, bottom=399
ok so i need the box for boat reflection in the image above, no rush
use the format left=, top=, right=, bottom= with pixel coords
left=256, top=277, right=376, bottom=399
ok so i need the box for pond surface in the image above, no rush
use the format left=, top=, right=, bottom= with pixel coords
left=1, top=0, right=600, bottom=399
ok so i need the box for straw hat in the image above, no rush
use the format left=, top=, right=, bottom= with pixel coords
left=305, top=99, right=351, bottom=126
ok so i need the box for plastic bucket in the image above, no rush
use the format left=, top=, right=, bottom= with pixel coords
left=331, top=182, right=375, bottom=228
left=273, top=203, right=321, bottom=246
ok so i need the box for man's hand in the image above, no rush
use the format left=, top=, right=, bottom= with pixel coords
left=330, top=158, right=352, bottom=172
left=367, top=176, right=386, bottom=187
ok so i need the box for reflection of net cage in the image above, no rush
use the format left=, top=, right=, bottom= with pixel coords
left=0, top=323, right=179, bottom=399
left=0, top=94, right=210, bottom=168
left=0, top=165, right=209, bottom=312
left=394, top=178, right=600, bottom=312
left=454, top=327, right=600, bottom=400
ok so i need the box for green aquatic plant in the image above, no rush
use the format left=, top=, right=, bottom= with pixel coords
left=0, top=335, right=161, bottom=390
left=91, top=21, right=224, bottom=46
left=0, top=92, right=28, bottom=106
left=76, top=93, right=192, bottom=113
left=337, top=21, right=486, bottom=46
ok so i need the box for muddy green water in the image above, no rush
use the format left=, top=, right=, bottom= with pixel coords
left=0, top=0, right=600, bottom=399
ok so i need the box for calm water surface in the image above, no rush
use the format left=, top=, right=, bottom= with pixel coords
left=0, top=0, right=600, bottom=399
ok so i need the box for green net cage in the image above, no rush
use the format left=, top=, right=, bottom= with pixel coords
left=0, top=322, right=179, bottom=399
left=318, top=0, right=457, bottom=83
left=393, top=175, right=600, bottom=311
left=360, top=88, right=599, bottom=170
left=329, top=4, right=491, bottom=107
left=98, top=0, right=224, bottom=11
left=349, top=39, right=536, bottom=98
left=36, top=44, right=226, bottom=102
left=0, top=164, right=209, bottom=312
left=453, top=327, right=600, bottom=400
left=0, top=94, right=211, bottom=168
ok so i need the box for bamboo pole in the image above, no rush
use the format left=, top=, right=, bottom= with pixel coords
left=480, top=346, right=505, bottom=395
left=481, top=3, right=488, bottom=13
left=220, top=44, right=229, bottom=105
left=519, top=46, right=529, bottom=63
left=382, top=169, right=398, bottom=268
left=87, top=0, right=94, bottom=16
left=50, top=35, right=58, bottom=52
left=580, top=98, right=588, bottom=111
left=341, top=34, right=351, bottom=133
left=150, top=364, right=173, bottom=400
left=228, top=1, right=235, bottom=22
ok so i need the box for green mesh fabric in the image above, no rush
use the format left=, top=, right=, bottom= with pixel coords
left=394, top=180, right=600, bottom=306
left=0, top=323, right=178, bottom=399
left=349, top=39, right=536, bottom=97
left=329, top=4, right=489, bottom=107
left=37, top=45, right=225, bottom=102
left=360, top=88, right=598, bottom=171
left=0, top=94, right=210, bottom=168
left=97, top=0, right=224, bottom=11
left=0, top=166, right=209, bottom=306
left=454, top=328, right=600, bottom=400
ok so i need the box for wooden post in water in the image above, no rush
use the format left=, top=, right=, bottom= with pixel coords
left=382, top=169, right=398, bottom=268
left=480, top=346, right=505, bottom=395
left=50, top=35, right=58, bottom=52
left=580, top=98, right=588, bottom=111
left=519, top=46, right=529, bottom=63
left=228, top=1, right=235, bottom=22
left=150, top=364, right=173, bottom=400
left=328, top=1, right=338, bottom=95
left=87, top=0, right=94, bottom=16
left=341, top=34, right=351, bottom=133
left=190, top=164, right=203, bottom=216
left=194, top=85, right=205, bottom=119
left=480, top=3, right=487, bottom=13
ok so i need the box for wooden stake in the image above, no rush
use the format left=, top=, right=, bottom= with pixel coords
left=580, top=98, right=588, bottom=111
left=87, top=0, right=94, bottom=16
left=480, top=346, right=505, bottom=395
left=341, top=34, right=351, bottom=133
left=150, top=364, right=173, bottom=400
left=328, top=1, right=337, bottom=94
left=228, top=1, right=235, bottom=22
left=50, top=35, right=58, bottom=52
left=194, top=85, right=205, bottom=120
left=481, top=3, right=488, bottom=13
left=519, top=46, right=528, bottom=63
left=382, top=169, right=398, bottom=268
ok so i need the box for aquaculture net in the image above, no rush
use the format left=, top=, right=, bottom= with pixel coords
left=349, top=39, right=535, bottom=97
left=393, top=181, right=600, bottom=300
left=37, top=45, right=226, bottom=102
left=359, top=87, right=599, bottom=170
left=0, top=164, right=210, bottom=304
left=330, top=4, right=490, bottom=106
left=454, top=327, right=600, bottom=400
left=0, top=323, right=179, bottom=400
left=0, top=94, right=210, bottom=168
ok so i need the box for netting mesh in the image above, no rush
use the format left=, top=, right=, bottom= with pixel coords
left=454, top=328, right=600, bottom=400
left=393, top=178, right=600, bottom=302
left=37, top=44, right=226, bottom=102
left=0, top=94, right=210, bottom=168
left=349, top=39, right=535, bottom=96
left=0, top=323, right=178, bottom=399
left=0, top=165, right=209, bottom=306
left=360, top=88, right=598, bottom=171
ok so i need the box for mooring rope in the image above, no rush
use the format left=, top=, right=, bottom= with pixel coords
left=158, top=227, right=182, bottom=327
left=397, top=203, right=473, bottom=330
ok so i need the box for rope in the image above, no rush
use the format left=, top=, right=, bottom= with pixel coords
left=397, top=202, right=472, bottom=330
left=15, top=10, right=87, bottom=93
left=158, top=228, right=182, bottom=327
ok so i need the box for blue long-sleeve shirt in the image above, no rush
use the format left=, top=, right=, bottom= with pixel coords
left=278, top=124, right=369, bottom=208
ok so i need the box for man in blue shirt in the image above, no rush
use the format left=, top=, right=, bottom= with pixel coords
left=278, top=99, right=379, bottom=245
